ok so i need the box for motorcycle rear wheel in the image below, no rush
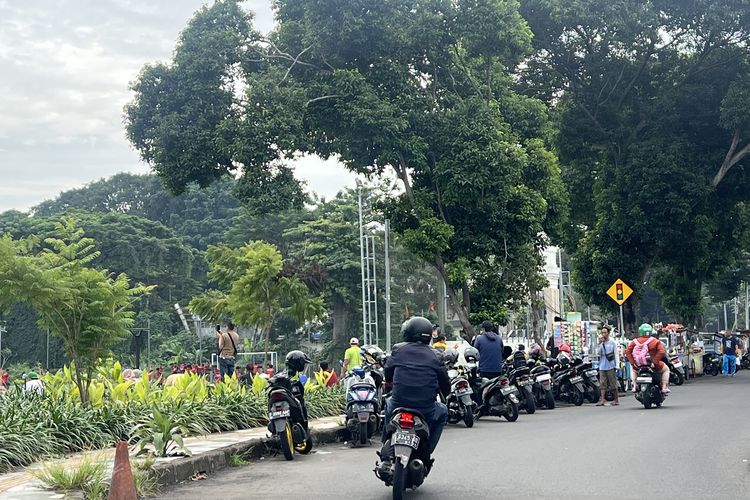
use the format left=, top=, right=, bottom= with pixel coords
left=545, top=390, right=555, bottom=409
left=279, top=423, right=294, bottom=461
left=392, top=461, right=406, bottom=500
left=359, top=422, right=369, bottom=446
left=571, top=389, right=584, bottom=406
left=525, top=395, right=536, bottom=414
left=585, top=386, right=599, bottom=404
left=463, top=407, right=474, bottom=428
left=504, top=401, right=519, bottom=422
left=672, top=370, right=684, bottom=386
left=642, top=389, right=652, bottom=409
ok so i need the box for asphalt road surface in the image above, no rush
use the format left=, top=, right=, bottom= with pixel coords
left=157, top=372, right=750, bottom=499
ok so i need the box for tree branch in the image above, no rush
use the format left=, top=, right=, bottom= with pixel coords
left=278, top=45, right=314, bottom=86
left=396, top=151, right=416, bottom=208
left=306, top=95, right=343, bottom=106
left=713, top=129, right=750, bottom=187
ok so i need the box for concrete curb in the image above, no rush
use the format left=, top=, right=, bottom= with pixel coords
left=151, top=422, right=348, bottom=488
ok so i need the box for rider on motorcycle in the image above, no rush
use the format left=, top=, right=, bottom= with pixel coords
left=626, top=324, right=670, bottom=394
left=383, top=316, right=450, bottom=455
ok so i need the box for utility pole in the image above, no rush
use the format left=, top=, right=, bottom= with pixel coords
left=0, top=321, right=5, bottom=368
left=358, top=186, right=368, bottom=344
left=46, top=328, right=50, bottom=370
left=724, top=302, right=729, bottom=333
left=558, top=248, right=565, bottom=318
left=746, top=282, right=749, bottom=330
left=384, top=219, right=392, bottom=351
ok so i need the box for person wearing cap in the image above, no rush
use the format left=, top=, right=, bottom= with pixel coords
left=23, top=371, right=44, bottom=394
left=341, top=337, right=363, bottom=376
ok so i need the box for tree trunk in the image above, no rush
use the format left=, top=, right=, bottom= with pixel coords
left=73, top=359, right=88, bottom=405
left=262, top=319, right=275, bottom=370
left=623, top=300, right=637, bottom=338
left=330, top=293, right=351, bottom=363
left=433, top=256, right=475, bottom=341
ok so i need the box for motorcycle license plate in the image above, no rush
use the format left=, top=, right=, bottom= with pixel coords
left=636, top=377, right=652, bottom=383
left=586, top=370, right=597, bottom=377
left=392, top=431, right=419, bottom=449
left=570, top=376, right=583, bottom=384
left=269, top=409, right=290, bottom=419
left=535, top=374, right=551, bottom=382
left=519, top=380, right=533, bottom=386
left=455, top=388, right=472, bottom=396
left=352, top=403, right=372, bottom=413
left=673, top=362, right=682, bottom=369
left=500, top=386, right=514, bottom=395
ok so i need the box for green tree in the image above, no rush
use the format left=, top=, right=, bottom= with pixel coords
left=520, top=0, right=750, bottom=328
left=126, top=0, right=568, bottom=337
left=189, top=241, right=324, bottom=366
left=0, top=220, right=152, bottom=404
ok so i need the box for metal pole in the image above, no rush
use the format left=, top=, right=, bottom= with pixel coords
left=0, top=321, right=5, bottom=368
left=734, top=297, right=738, bottom=332
left=384, top=219, right=392, bottom=351
left=558, top=248, right=565, bottom=318
left=358, top=187, right=368, bottom=344
left=371, top=235, right=379, bottom=347
left=619, top=305, right=624, bottom=338
left=723, top=302, right=728, bottom=332
left=746, top=283, right=749, bottom=330
left=46, top=328, right=50, bottom=370
left=147, top=319, right=151, bottom=372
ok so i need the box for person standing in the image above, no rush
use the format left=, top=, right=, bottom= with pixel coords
left=721, top=330, right=739, bottom=377
left=474, top=320, right=504, bottom=378
left=596, top=326, right=620, bottom=406
left=341, top=337, right=363, bottom=376
left=23, top=371, right=44, bottom=394
left=217, top=322, right=240, bottom=380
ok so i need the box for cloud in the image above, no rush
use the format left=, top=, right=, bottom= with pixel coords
left=0, top=0, right=354, bottom=212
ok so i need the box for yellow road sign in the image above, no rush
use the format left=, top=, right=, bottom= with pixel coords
left=606, top=279, right=633, bottom=305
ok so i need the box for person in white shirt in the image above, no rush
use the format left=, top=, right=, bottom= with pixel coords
left=23, top=371, right=44, bottom=394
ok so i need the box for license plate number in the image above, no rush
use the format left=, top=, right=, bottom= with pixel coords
left=570, top=376, right=583, bottom=384
left=637, top=377, right=652, bottom=383
left=519, top=380, right=533, bottom=386
left=270, top=409, right=290, bottom=419
left=393, top=432, right=419, bottom=449
left=673, top=362, right=682, bottom=368
left=352, top=403, right=372, bottom=413
left=586, top=370, right=597, bottom=377
left=455, top=388, right=472, bottom=396
left=500, top=386, right=513, bottom=395
left=535, top=374, right=551, bottom=382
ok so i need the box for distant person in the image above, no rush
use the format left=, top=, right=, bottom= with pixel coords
left=512, top=344, right=528, bottom=369
left=721, top=331, right=739, bottom=377
left=240, top=363, right=253, bottom=385
left=217, top=322, right=240, bottom=380
left=341, top=337, right=363, bottom=376
left=432, top=325, right=448, bottom=352
left=23, top=371, right=44, bottom=394
left=316, top=361, right=339, bottom=387
left=596, top=325, right=619, bottom=406
left=266, top=364, right=275, bottom=377
left=473, top=320, right=504, bottom=378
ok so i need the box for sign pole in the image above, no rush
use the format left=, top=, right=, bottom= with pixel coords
left=619, top=304, right=625, bottom=338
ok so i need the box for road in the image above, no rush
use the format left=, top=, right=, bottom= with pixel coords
left=156, top=372, right=750, bottom=500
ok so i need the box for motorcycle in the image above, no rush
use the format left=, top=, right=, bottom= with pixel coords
left=374, top=408, right=432, bottom=500
left=703, top=352, right=721, bottom=376
left=667, top=354, right=686, bottom=386
left=444, top=362, right=475, bottom=428
left=634, top=362, right=665, bottom=409
left=507, top=364, right=536, bottom=414
left=550, top=358, right=585, bottom=406
left=741, top=353, right=750, bottom=370
left=267, top=372, right=313, bottom=460
left=471, top=374, right=520, bottom=422
left=575, top=358, right=600, bottom=404
left=345, top=366, right=381, bottom=446
left=529, top=361, right=555, bottom=409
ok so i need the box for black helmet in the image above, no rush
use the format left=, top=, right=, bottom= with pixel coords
left=442, top=349, right=459, bottom=366
left=464, top=346, right=479, bottom=362
left=401, top=316, right=433, bottom=344
left=285, top=350, right=311, bottom=373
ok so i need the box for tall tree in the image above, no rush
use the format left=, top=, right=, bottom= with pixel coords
left=126, top=0, right=568, bottom=337
left=520, top=0, right=750, bottom=328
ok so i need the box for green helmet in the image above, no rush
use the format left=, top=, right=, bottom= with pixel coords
left=638, top=323, right=653, bottom=336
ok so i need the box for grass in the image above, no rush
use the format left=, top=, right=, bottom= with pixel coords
left=31, top=458, right=106, bottom=493
left=228, top=453, right=250, bottom=467
left=133, top=468, right=159, bottom=498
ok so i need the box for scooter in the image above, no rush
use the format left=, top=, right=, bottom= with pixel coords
left=634, top=362, right=666, bottom=409
left=529, top=362, right=555, bottom=409
left=507, top=365, right=536, bottom=414
left=375, top=408, right=432, bottom=500
left=445, top=363, right=475, bottom=428
left=668, top=354, right=685, bottom=385
left=704, top=352, right=721, bottom=376
left=550, top=358, right=585, bottom=406
left=575, top=358, right=600, bottom=404
left=267, top=372, right=313, bottom=460
left=471, top=374, right=521, bottom=422
left=345, top=366, right=381, bottom=446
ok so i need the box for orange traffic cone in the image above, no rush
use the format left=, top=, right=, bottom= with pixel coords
left=108, top=441, right=137, bottom=500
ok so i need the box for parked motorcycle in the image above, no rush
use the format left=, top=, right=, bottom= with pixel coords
left=464, top=348, right=520, bottom=421
left=741, top=353, right=750, bottom=371
left=442, top=350, right=475, bottom=427
left=267, top=370, right=313, bottom=460
left=507, top=365, right=536, bottom=414
left=550, top=358, right=585, bottom=406
left=374, top=408, right=432, bottom=500
left=703, top=352, right=721, bottom=376
left=345, top=366, right=381, bottom=446
left=668, top=354, right=685, bottom=386
left=575, top=358, right=600, bottom=404
left=634, top=362, right=665, bottom=409
left=529, top=361, right=555, bottom=409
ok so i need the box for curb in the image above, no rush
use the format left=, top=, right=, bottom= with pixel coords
left=151, top=423, right=348, bottom=488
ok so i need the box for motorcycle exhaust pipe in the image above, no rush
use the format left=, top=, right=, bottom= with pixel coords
left=408, top=459, right=426, bottom=487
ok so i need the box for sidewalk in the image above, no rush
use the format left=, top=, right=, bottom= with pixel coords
left=0, top=416, right=344, bottom=499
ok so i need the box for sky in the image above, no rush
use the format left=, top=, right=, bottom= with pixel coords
left=0, top=0, right=357, bottom=212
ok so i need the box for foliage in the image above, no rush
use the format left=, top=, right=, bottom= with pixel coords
left=31, top=457, right=107, bottom=495
left=228, top=453, right=250, bottom=467
left=131, top=408, right=191, bottom=457
left=0, top=221, right=153, bottom=404
left=126, top=0, right=569, bottom=337
left=520, top=0, right=750, bottom=326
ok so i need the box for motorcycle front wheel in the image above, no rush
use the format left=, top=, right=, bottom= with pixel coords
left=672, top=370, right=684, bottom=386
left=504, top=401, right=519, bottom=422
left=279, top=423, right=294, bottom=461
left=571, top=389, right=584, bottom=406
left=585, top=386, right=599, bottom=404
left=392, top=460, right=406, bottom=500
left=359, top=421, right=369, bottom=446
left=525, top=394, right=536, bottom=414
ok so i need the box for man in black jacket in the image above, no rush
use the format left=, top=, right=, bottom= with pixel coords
left=383, top=316, right=450, bottom=454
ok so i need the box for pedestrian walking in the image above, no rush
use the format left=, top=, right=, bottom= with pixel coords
left=721, top=330, right=739, bottom=377
left=217, top=322, right=240, bottom=380
left=473, top=320, right=504, bottom=378
left=596, top=326, right=619, bottom=406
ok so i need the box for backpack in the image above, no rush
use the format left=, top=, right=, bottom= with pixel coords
left=632, top=338, right=653, bottom=366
